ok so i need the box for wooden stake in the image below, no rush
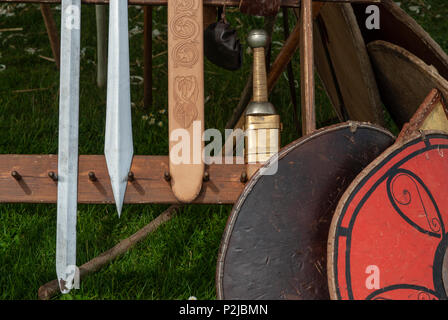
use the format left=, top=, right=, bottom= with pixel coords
left=40, top=4, right=60, bottom=69
left=144, top=6, right=153, bottom=110
left=282, top=7, right=301, bottom=136
left=95, top=5, right=108, bottom=88
left=38, top=205, right=182, bottom=300
left=300, top=0, right=315, bottom=135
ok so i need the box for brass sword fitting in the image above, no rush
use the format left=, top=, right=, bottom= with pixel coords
left=244, top=29, right=281, bottom=168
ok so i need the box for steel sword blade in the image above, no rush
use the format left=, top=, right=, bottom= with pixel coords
left=105, top=0, right=134, bottom=217
left=56, top=0, right=81, bottom=294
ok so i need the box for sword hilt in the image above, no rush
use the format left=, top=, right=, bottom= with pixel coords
left=244, top=29, right=281, bottom=176
left=245, top=29, right=276, bottom=116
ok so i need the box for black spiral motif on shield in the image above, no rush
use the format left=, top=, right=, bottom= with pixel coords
left=389, top=171, right=442, bottom=236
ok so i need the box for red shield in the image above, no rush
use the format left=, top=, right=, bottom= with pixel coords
left=329, top=133, right=448, bottom=300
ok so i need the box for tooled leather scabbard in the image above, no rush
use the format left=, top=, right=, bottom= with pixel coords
left=168, top=0, right=205, bottom=203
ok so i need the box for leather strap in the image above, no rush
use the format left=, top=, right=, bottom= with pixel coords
left=168, top=0, right=205, bottom=203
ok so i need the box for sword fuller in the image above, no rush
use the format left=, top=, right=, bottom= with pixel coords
left=56, top=0, right=81, bottom=294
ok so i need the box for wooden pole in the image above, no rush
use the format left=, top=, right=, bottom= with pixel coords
left=267, top=18, right=301, bottom=96
left=300, top=0, right=315, bottom=135
left=38, top=205, right=182, bottom=300
left=95, top=5, right=108, bottom=88
left=282, top=7, right=301, bottom=135
left=40, top=4, right=60, bottom=69
left=143, top=6, right=153, bottom=110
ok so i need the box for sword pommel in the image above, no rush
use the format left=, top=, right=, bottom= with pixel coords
left=247, top=29, right=269, bottom=49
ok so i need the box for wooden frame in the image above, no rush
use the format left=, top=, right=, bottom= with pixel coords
left=2, top=0, right=378, bottom=207
left=0, top=155, right=260, bottom=204
left=1, top=0, right=379, bottom=5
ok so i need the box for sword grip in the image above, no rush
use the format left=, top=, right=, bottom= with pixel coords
left=248, top=30, right=269, bottom=103
left=252, top=47, right=268, bottom=103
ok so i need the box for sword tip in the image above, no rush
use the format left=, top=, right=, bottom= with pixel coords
left=105, top=153, right=133, bottom=217
left=116, top=203, right=123, bottom=218
left=109, top=178, right=127, bottom=217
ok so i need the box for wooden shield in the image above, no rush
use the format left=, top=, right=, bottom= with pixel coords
left=216, top=122, right=395, bottom=300
left=328, top=132, right=448, bottom=300
left=367, top=41, right=448, bottom=127
left=352, top=0, right=448, bottom=81
left=314, top=17, right=346, bottom=121
left=316, top=3, right=384, bottom=125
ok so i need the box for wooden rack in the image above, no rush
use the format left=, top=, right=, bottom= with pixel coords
left=1, top=0, right=377, bottom=6
left=0, top=155, right=260, bottom=204
left=0, top=0, right=376, bottom=205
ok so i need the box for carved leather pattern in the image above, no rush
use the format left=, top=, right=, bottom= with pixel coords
left=174, top=76, right=199, bottom=128
left=172, top=41, right=199, bottom=68
left=174, top=0, right=197, bottom=13
left=170, top=14, right=199, bottom=39
left=170, top=0, right=200, bottom=129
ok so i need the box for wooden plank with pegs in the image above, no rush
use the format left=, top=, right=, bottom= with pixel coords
left=0, top=155, right=260, bottom=205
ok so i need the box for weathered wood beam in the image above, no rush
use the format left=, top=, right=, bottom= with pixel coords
left=0, top=155, right=260, bottom=204
left=40, top=4, right=60, bottom=69
left=300, top=0, right=316, bottom=135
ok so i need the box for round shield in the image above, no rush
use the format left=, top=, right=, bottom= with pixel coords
left=367, top=40, right=448, bottom=127
left=328, top=132, right=448, bottom=300
left=216, top=122, right=395, bottom=300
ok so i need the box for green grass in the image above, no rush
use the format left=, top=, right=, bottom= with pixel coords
left=0, top=1, right=447, bottom=299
